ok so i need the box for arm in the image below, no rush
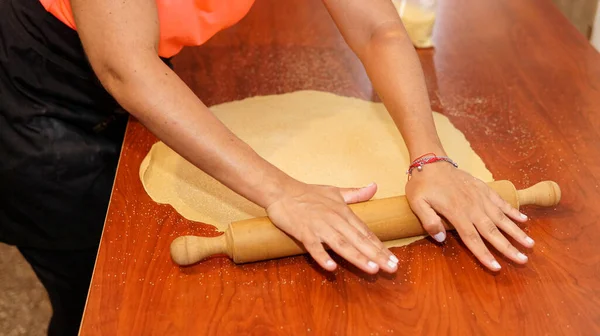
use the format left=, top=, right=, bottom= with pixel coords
left=70, top=0, right=289, bottom=209
left=322, top=0, right=443, bottom=160
left=324, top=0, right=534, bottom=271
left=71, top=0, right=399, bottom=274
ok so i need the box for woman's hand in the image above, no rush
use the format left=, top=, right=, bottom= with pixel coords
left=405, top=162, right=535, bottom=271
left=266, top=181, right=399, bottom=274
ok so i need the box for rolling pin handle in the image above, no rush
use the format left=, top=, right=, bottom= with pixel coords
left=170, top=234, right=229, bottom=266
left=517, top=181, right=561, bottom=207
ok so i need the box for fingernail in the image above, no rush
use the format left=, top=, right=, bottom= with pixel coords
left=387, top=260, right=397, bottom=269
left=433, top=232, right=446, bottom=243
left=525, top=236, right=535, bottom=245
left=390, top=255, right=399, bottom=264
left=491, top=260, right=501, bottom=270
left=516, top=252, right=528, bottom=262
left=520, top=213, right=528, bottom=220
left=367, top=261, right=378, bottom=269
left=326, top=260, right=336, bottom=268
left=367, top=182, right=376, bottom=187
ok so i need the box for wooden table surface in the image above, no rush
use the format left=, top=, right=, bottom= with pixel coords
left=80, top=0, right=600, bottom=334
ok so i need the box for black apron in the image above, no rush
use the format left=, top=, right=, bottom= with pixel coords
left=0, top=0, right=143, bottom=250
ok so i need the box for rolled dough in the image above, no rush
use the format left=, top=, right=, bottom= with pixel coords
left=140, top=90, right=493, bottom=248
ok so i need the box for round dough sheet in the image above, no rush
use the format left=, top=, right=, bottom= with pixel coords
left=140, top=91, right=493, bottom=247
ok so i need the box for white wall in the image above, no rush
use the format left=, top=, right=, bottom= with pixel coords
left=591, top=0, right=600, bottom=50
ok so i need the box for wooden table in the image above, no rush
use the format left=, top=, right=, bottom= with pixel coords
left=80, top=0, right=600, bottom=334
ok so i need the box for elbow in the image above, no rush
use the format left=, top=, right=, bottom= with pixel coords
left=87, top=54, right=164, bottom=118
left=95, top=62, right=127, bottom=92
left=369, top=22, right=410, bottom=45
left=359, top=22, right=411, bottom=58
left=89, top=57, right=135, bottom=102
left=90, top=52, right=161, bottom=97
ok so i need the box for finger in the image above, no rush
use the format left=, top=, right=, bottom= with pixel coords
left=346, top=209, right=399, bottom=264
left=487, top=191, right=534, bottom=248
left=451, top=215, right=502, bottom=271
left=320, top=221, right=381, bottom=274
left=484, top=201, right=534, bottom=253
left=339, top=209, right=398, bottom=273
left=475, top=206, right=528, bottom=265
left=339, top=182, right=377, bottom=204
left=488, top=190, right=529, bottom=223
left=410, top=199, right=447, bottom=243
left=304, top=239, right=337, bottom=271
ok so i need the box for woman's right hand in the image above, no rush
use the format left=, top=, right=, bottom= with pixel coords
left=265, top=181, right=399, bottom=274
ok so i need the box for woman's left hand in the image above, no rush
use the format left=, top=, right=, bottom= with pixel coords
left=405, top=162, right=535, bottom=271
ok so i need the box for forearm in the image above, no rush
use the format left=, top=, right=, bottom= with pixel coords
left=360, top=26, right=445, bottom=160
left=323, top=0, right=445, bottom=160
left=99, top=55, right=294, bottom=208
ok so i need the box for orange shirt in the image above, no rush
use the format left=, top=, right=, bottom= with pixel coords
left=39, top=0, right=255, bottom=58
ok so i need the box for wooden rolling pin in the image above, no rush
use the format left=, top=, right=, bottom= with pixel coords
left=170, top=180, right=561, bottom=266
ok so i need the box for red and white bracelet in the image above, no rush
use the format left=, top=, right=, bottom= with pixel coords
left=406, top=152, right=458, bottom=179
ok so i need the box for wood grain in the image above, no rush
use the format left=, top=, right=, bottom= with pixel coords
left=80, top=0, right=600, bottom=334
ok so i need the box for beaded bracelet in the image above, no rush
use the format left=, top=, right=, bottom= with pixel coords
left=406, top=152, right=458, bottom=179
